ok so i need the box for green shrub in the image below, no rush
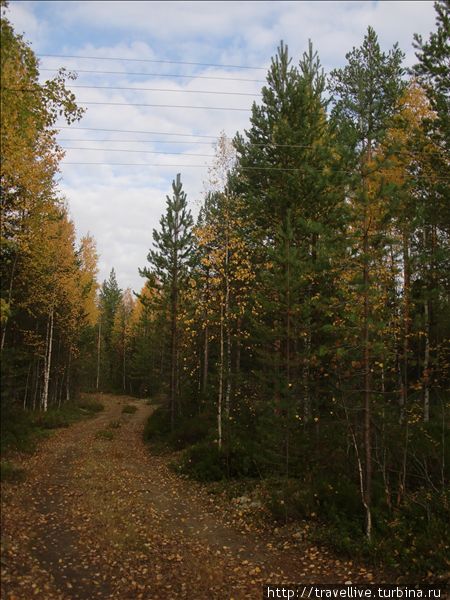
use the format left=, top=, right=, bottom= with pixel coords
left=33, top=410, right=71, bottom=429
left=143, top=406, right=171, bottom=442
left=0, top=406, right=39, bottom=453
left=370, top=489, right=450, bottom=575
left=0, top=460, right=25, bottom=482
left=169, top=413, right=211, bottom=450
left=1, top=396, right=104, bottom=455
left=77, top=396, right=104, bottom=413
left=262, top=478, right=318, bottom=522
left=96, top=429, right=113, bottom=440
left=178, top=441, right=226, bottom=481
left=122, top=404, right=137, bottom=414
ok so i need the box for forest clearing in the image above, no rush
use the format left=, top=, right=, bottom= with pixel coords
left=1, top=1, right=449, bottom=597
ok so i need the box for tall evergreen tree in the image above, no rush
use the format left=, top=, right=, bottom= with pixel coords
left=140, top=174, right=194, bottom=430
left=329, top=26, right=405, bottom=539
left=412, top=0, right=450, bottom=151
left=234, top=41, right=346, bottom=474
left=98, top=268, right=122, bottom=389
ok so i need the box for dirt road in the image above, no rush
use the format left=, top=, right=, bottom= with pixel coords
left=1, top=395, right=375, bottom=599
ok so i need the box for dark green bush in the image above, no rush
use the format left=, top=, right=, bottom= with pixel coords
left=33, top=410, right=71, bottom=429
left=169, top=413, right=211, bottom=450
left=143, top=406, right=171, bottom=442
left=77, top=396, right=104, bottom=413
left=178, top=441, right=226, bottom=481
left=0, top=396, right=104, bottom=454
left=0, top=460, right=25, bottom=482
left=122, top=404, right=137, bottom=414
left=96, top=429, right=114, bottom=440
left=0, top=406, right=38, bottom=453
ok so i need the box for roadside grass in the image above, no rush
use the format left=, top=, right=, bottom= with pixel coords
left=0, top=395, right=104, bottom=456
left=0, top=460, right=26, bottom=482
left=96, top=429, right=114, bottom=440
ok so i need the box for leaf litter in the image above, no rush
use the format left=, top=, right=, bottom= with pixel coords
left=1, top=395, right=380, bottom=599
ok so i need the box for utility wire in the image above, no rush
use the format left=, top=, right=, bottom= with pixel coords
left=60, top=160, right=450, bottom=179
left=5, top=84, right=261, bottom=97
left=58, top=126, right=219, bottom=138
left=62, top=147, right=214, bottom=157
left=61, top=162, right=321, bottom=171
left=57, top=136, right=449, bottom=157
left=56, top=130, right=449, bottom=157
left=40, top=68, right=266, bottom=83
left=37, top=53, right=266, bottom=71
left=77, top=100, right=251, bottom=111
left=58, top=138, right=217, bottom=145
left=58, top=137, right=320, bottom=149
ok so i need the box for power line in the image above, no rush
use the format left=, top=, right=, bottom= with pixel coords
left=56, top=127, right=322, bottom=149
left=40, top=68, right=266, bottom=83
left=60, top=160, right=450, bottom=179
left=59, top=138, right=216, bottom=145
left=56, top=129, right=449, bottom=157
left=58, top=126, right=218, bottom=138
left=78, top=101, right=251, bottom=111
left=61, top=162, right=315, bottom=171
left=37, top=53, right=266, bottom=71
left=5, top=84, right=261, bottom=97
left=5, top=91, right=252, bottom=111
left=58, top=138, right=325, bottom=150
left=62, top=147, right=214, bottom=157
left=74, top=84, right=260, bottom=97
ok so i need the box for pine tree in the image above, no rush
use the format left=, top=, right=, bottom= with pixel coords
left=98, top=268, right=122, bottom=390
left=140, top=174, right=194, bottom=430
left=412, top=0, right=450, bottom=151
left=234, top=41, right=346, bottom=474
left=329, top=26, right=406, bottom=539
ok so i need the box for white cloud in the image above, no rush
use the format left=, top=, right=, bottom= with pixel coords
left=5, top=1, right=49, bottom=47
left=6, top=0, right=438, bottom=291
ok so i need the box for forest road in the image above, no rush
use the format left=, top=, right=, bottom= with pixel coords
left=1, top=394, right=375, bottom=600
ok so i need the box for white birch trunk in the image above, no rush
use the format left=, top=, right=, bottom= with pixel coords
left=218, top=300, right=224, bottom=450
left=41, top=306, right=54, bottom=412
left=96, top=318, right=101, bottom=391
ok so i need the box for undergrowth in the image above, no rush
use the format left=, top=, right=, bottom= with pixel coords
left=143, top=406, right=450, bottom=580
left=1, top=395, right=104, bottom=455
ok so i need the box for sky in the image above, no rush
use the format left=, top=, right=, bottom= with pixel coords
left=5, top=0, right=438, bottom=293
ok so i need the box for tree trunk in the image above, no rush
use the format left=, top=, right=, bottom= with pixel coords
left=170, top=208, right=179, bottom=432
left=23, top=362, right=32, bottom=409
left=362, top=143, right=372, bottom=541
left=41, top=306, right=54, bottom=412
left=122, top=331, right=126, bottom=392
left=225, top=233, right=231, bottom=420
left=423, top=298, right=430, bottom=422
left=400, top=230, right=410, bottom=422
left=235, top=316, right=242, bottom=377
left=218, top=300, right=224, bottom=450
left=1, top=251, right=18, bottom=352
left=66, top=350, right=71, bottom=403
left=202, top=268, right=210, bottom=394
left=96, top=318, right=101, bottom=391
left=285, top=219, right=291, bottom=478
left=33, top=357, right=40, bottom=411
left=170, top=300, right=177, bottom=431
left=203, top=323, right=209, bottom=393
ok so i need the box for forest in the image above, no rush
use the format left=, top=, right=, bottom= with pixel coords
left=1, top=0, right=449, bottom=584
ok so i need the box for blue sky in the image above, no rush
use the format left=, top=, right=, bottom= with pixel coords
left=5, top=1, right=438, bottom=291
